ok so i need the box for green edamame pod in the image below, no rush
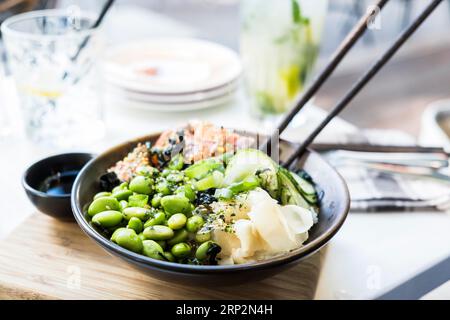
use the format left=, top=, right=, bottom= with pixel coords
left=93, top=191, right=112, bottom=200
left=167, top=229, right=189, bottom=246
left=142, top=240, right=164, bottom=260
left=92, top=210, right=123, bottom=228
left=143, top=225, right=174, bottom=240
left=111, top=228, right=143, bottom=253
left=127, top=217, right=143, bottom=233
left=161, top=195, right=191, bottom=215
left=143, top=211, right=166, bottom=228
left=122, top=207, right=151, bottom=221
left=167, top=213, right=187, bottom=230
left=171, top=242, right=191, bottom=258
left=88, top=197, right=121, bottom=217
left=186, top=215, right=204, bottom=233
left=195, top=241, right=221, bottom=261
left=129, top=176, right=154, bottom=195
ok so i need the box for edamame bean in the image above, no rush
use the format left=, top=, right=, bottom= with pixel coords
left=175, top=185, right=196, bottom=202
left=162, top=251, right=176, bottom=262
left=93, top=191, right=112, bottom=200
left=136, top=165, right=158, bottom=177
left=155, top=181, right=171, bottom=195
left=161, top=195, right=190, bottom=215
left=186, top=215, right=204, bottom=233
left=112, top=182, right=128, bottom=193
left=143, top=225, right=174, bottom=240
left=122, top=207, right=151, bottom=221
left=171, top=242, right=191, bottom=258
left=156, top=240, right=167, bottom=250
left=88, top=197, right=121, bottom=217
left=195, top=241, right=221, bottom=261
left=167, top=229, right=189, bottom=246
left=195, top=231, right=211, bottom=243
left=167, top=213, right=187, bottom=230
left=142, top=240, right=164, bottom=260
left=111, top=228, right=143, bottom=253
left=127, top=217, right=143, bottom=233
left=168, top=154, right=184, bottom=171
left=92, top=210, right=123, bottom=228
left=112, top=189, right=133, bottom=201
left=143, top=211, right=166, bottom=228
left=128, top=194, right=148, bottom=208
left=166, top=172, right=184, bottom=183
left=161, top=169, right=171, bottom=177
left=151, top=193, right=163, bottom=207
left=129, top=176, right=154, bottom=195
left=119, top=200, right=128, bottom=210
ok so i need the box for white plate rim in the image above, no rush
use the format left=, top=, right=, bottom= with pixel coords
left=102, top=38, right=242, bottom=94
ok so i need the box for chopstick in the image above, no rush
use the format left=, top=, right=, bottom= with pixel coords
left=283, top=0, right=444, bottom=168
left=260, top=0, right=389, bottom=152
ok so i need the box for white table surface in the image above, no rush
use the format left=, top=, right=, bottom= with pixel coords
left=1, top=4, right=449, bottom=300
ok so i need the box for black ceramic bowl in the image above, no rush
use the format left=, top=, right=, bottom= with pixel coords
left=23, top=152, right=94, bottom=221
left=71, top=134, right=349, bottom=285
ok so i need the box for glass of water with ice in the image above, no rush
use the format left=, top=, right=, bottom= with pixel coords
left=1, top=9, right=105, bottom=148
left=240, top=0, right=328, bottom=125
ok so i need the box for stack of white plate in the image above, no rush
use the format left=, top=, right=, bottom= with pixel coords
left=103, top=38, right=242, bottom=112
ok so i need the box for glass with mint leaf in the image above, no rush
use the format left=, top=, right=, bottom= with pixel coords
left=240, top=0, right=328, bottom=123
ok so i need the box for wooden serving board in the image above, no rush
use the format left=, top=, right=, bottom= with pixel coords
left=0, top=213, right=322, bottom=300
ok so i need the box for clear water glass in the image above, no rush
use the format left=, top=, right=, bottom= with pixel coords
left=1, top=10, right=105, bottom=148
left=240, top=0, right=328, bottom=125
left=0, top=62, right=12, bottom=138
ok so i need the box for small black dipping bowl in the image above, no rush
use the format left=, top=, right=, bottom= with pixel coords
left=23, top=152, right=94, bottom=221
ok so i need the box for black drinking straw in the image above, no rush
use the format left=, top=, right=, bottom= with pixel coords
left=283, top=0, right=443, bottom=168
left=260, top=0, right=389, bottom=152
left=71, top=0, right=114, bottom=62
left=62, top=0, right=115, bottom=80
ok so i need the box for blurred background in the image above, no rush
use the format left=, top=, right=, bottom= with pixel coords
left=2, top=0, right=450, bottom=136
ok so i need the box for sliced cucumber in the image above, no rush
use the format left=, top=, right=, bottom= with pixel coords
left=278, top=167, right=310, bottom=208
left=195, top=171, right=224, bottom=191
left=184, top=158, right=224, bottom=180
left=288, top=171, right=317, bottom=204
left=214, top=188, right=233, bottom=200
left=224, top=149, right=279, bottom=198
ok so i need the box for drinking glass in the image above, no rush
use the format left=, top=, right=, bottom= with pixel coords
left=240, top=0, right=328, bottom=125
left=1, top=10, right=105, bottom=148
left=0, top=61, right=12, bottom=138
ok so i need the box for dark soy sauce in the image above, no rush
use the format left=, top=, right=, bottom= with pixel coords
left=39, top=170, right=79, bottom=196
